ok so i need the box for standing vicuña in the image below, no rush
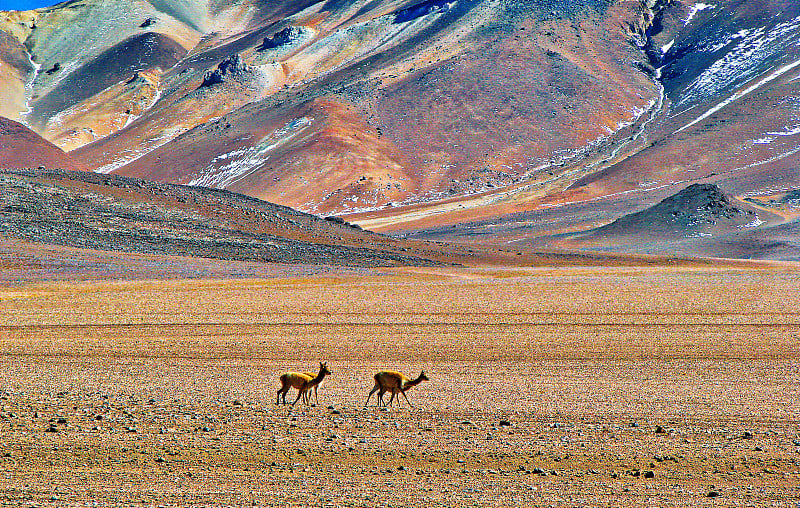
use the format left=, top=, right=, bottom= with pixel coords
left=365, top=370, right=429, bottom=408
left=302, top=371, right=322, bottom=405
left=277, top=362, right=332, bottom=405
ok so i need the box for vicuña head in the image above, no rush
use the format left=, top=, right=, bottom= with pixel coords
left=277, top=361, right=332, bottom=406
left=365, top=369, right=429, bottom=408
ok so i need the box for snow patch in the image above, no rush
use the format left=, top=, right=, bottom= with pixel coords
left=674, top=15, right=800, bottom=112
left=94, top=126, right=184, bottom=174
left=19, top=51, right=41, bottom=124
left=188, top=117, right=314, bottom=189
left=684, top=3, right=715, bottom=25
left=767, top=125, right=800, bottom=136
left=739, top=217, right=765, bottom=228
left=661, top=39, right=675, bottom=54
left=676, top=58, right=800, bottom=133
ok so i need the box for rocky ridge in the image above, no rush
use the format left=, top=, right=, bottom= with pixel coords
left=0, top=168, right=443, bottom=267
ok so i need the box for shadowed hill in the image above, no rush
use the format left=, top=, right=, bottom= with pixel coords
left=548, top=184, right=800, bottom=260
left=592, top=184, right=756, bottom=236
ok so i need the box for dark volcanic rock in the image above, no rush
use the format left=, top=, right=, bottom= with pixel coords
left=45, top=62, right=61, bottom=75
left=259, top=27, right=300, bottom=50
left=201, top=54, right=251, bottom=87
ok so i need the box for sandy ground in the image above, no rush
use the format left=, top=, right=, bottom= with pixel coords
left=1, top=265, right=799, bottom=506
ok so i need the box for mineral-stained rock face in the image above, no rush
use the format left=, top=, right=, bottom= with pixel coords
left=0, top=0, right=661, bottom=215
left=26, top=31, right=187, bottom=131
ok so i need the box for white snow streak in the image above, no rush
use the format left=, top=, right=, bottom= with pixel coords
left=20, top=51, right=41, bottom=124
left=739, top=217, right=765, bottom=228
left=675, top=58, right=800, bottom=133
left=674, top=15, right=800, bottom=112
left=187, top=117, right=314, bottom=189
left=94, top=126, right=184, bottom=174
left=684, top=3, right=715, bottom=26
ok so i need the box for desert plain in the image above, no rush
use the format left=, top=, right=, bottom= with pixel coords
left=0, top=261, right=799, bottom=507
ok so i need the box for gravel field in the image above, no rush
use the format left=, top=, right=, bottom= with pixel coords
left=1, top=265, right=799, bottom=506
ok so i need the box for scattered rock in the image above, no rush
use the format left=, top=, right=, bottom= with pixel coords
left=499, top=420, right=512, bottom=427
left=140, top=18, right=155, bottom=28
left=707, top=491, right=720, bottom=497
left=643, top=470, right=655, bottom=478
left=655, top=425, right=666, bottom=434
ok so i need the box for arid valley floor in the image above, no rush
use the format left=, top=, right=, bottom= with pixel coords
left=0, top=262, right=799, bottom=507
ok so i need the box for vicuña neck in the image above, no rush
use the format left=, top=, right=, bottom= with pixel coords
left=311, top=369, right=327, bottom=385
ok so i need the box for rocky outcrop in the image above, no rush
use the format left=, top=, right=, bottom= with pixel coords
left=259, top=27, right=300, bottom=50
left=201, top=54, right=251, bottom=87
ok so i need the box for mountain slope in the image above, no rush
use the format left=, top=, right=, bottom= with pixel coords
left=0, top=116, right=85, bottom=171
left=1, top=0, right=662, bottom=215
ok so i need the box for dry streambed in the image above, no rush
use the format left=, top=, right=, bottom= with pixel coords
left=0, top=266, right=799, bottom=506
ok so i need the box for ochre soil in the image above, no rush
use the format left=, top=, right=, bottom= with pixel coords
left=1, top=265, right=799, bottom=506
